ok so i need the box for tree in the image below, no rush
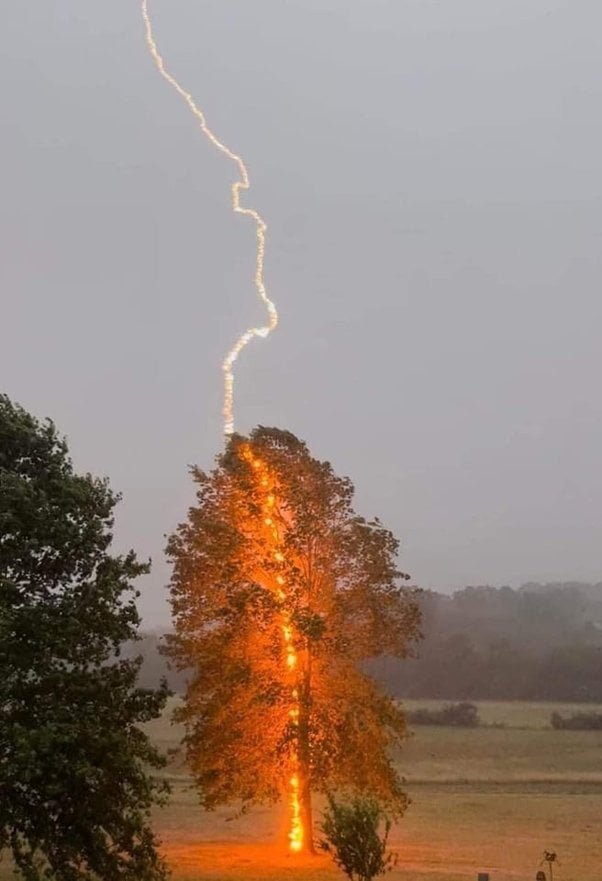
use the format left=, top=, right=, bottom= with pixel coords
left=319, top=795, right=397, bottom=881
left=0, top=394, right=169, bottom=881
left=167, top=427, right=421, bottom=852
left=407, top=702, right=479, bottom=727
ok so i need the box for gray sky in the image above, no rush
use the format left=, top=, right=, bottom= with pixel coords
left=2, top=0, right=601, bottom=626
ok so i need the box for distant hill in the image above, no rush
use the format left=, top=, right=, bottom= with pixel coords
left=131, top=582, right=602, bottom=701
left=370, top=582, right=602, bottom=701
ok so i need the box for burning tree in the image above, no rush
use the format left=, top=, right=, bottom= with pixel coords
left=167, top=428, right=421, bottom=852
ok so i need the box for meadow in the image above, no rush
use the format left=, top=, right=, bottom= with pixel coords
left=2, top=700, right=600, bottom=881
left=140, top=699, right=602, bottom=881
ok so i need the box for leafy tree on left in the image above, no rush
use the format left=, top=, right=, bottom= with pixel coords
left=0, top=394, right=169, bottom=881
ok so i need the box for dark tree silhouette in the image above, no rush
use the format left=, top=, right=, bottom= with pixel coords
left=0, top=394, right=169, bottom=881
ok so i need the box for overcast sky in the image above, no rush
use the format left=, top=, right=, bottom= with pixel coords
left=2, top=0, right=601, bottom=625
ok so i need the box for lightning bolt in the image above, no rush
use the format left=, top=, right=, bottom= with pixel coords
left=141, top=0, right=278, bottom=436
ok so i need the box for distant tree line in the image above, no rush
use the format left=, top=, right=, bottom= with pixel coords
left=371, top=583, right=602, bottom=702
left=135, top=582, right=602, bottom=703
left=551, top=710, right=602, bottom=730
left=407, top=702, right=479, bottom=727
left=122, top=631, right=188, bottom=693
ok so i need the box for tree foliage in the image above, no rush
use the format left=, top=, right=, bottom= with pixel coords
left=0, top=394, right=169, bottom=881
left=167, top=427, right=420, bottom=846
left=319, top=795, right=398, bottom=881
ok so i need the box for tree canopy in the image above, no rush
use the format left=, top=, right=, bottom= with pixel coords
left=167, top=427, right=421, bottom=850
left=0, top=394, right=169, bottom=881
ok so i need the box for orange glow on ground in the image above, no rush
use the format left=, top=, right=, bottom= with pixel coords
left=162, top=841, right=331, bottom=879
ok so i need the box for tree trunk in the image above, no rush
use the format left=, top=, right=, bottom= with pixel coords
left=297, top=653, right=316, bottom=854
left=298, top=765, right=315, bottom=854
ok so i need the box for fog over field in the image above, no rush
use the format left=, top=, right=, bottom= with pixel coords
left=2, top=0, right=602, bottom=626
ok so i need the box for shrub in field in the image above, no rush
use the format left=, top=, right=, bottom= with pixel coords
left=540, top=850, right=559, bottom=881
left=319, top=795, right=398, bottom=881
left=407, top=701, right=480, bottom=727
left=550, top=711, right=602, bottom=730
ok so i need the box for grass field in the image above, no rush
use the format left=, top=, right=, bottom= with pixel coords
left=138, top=699, right=602, bottom=881
left=2, top=700, right=600, bottom=881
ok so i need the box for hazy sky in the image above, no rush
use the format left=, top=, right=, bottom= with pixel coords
left=2, top=1, right=601, bottom=625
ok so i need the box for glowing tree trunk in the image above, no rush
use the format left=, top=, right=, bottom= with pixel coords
left=242, top=444, right=311, bottom=854
left=297, top=674, right=315, bottom=854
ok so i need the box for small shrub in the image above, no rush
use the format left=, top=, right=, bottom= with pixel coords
left=319, top=795, right=398, bottom=881
left=540, top=849, right=559, bottom=881
left=551, top=711, right=602, bottom=730
left=407, top=702, right=480, bottom=727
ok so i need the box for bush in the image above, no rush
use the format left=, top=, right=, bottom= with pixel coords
left=407, top=702, right=480, bottom=727
left=319, top=795, right=398, bottom=881
left=550, top=711, right=602, bottom=730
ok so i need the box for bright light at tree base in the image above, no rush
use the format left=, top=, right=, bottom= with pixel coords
left=289, top=774, right=304, bottom=852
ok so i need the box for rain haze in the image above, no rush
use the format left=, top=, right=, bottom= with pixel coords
left=2, top=0, right=601, bottom=627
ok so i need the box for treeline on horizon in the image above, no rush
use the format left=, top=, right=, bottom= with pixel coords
left=131, top=581, right=602, bottom=702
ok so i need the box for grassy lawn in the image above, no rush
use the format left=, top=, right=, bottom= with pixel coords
left=399, top=702, right=602, bottom=784
left=2, top=700, right=600, bottom=881
left=140, top=699, right=602, bottom=881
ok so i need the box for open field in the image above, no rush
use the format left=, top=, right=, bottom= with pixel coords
left=137, top=699, right=602, bottom=881
left=2, top=700, right=600, bottom=881
left=402, top=699, right=602, bottom=731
